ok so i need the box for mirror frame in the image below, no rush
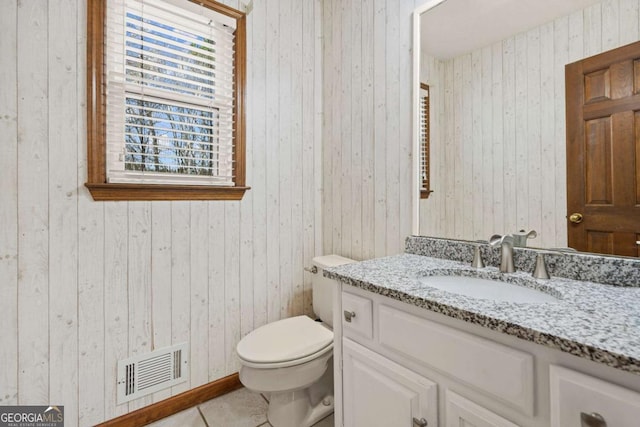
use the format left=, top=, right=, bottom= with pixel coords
left=411, top=0, right=447, bottom=235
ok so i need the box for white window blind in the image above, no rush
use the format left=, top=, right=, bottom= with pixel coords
left=105, top=0, right=237, bottom=186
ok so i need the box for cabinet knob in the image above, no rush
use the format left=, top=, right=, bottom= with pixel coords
left=412, top=417, right=428, bottom=427
left=344, top=310, right=356, bottom=323
left=581, top=412, right=606, bottom=427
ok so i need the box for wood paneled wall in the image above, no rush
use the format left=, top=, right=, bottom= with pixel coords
left=322, top=0, right=418, bottom=260
left=420, top=0, right=640, bottom=248
left=6, top=0, right=635, bottom=424
left=0, top=0, right=323, bottom=425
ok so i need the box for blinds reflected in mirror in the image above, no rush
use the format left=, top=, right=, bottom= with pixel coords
left=420, top=83, right=432, bottom=198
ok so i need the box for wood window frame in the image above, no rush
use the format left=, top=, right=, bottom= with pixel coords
left=86, top=0, right=249, bottom=201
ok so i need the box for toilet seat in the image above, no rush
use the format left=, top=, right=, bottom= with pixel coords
left=239, top=342, right=333, bottom=369
left=237, top=315, right=333, bottom=369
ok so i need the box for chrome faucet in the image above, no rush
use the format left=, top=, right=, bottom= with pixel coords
left=489, top=234, right=515, bottom=273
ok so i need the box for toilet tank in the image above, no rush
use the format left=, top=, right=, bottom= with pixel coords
left=312, top=255, right=356, bottom=327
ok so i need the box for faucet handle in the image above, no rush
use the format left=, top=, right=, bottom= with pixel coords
left=532, top=253, right=550, bottom=279
left=532, top=250, right=563, bottom=279
left=471, top=245, right=485, bottom=269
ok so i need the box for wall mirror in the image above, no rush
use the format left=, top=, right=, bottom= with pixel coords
left=412, top=0, right=640, bottom=256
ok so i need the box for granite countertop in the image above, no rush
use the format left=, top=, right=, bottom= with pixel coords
left=324, top=253, right=640, bottom=374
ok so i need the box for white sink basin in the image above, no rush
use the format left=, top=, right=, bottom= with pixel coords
left=419, top=275, right=558, bottom=303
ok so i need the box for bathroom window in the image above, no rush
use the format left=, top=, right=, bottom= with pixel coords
left=86, top=0, right=248, bottom=200
left=420, top=83, right=432, bottom=199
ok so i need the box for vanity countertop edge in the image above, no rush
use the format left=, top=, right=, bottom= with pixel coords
left=324, top=253, right=640, bottom=375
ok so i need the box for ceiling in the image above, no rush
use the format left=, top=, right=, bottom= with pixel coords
left=420, top=0, right=603, bottom=59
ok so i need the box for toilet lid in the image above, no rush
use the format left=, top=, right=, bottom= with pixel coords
left=237, top=316, right=333, bottom=364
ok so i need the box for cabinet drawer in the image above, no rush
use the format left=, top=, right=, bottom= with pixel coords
left=342, top=291, right=373, bottom=340
left=550, top=365, right=640, bottom=427
left=378, top=305, right=534, bottom=415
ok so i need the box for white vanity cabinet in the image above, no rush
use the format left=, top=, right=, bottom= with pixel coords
left=334, top=284, right=640, bottom=427
left=337, top=286, right=528, bottom=427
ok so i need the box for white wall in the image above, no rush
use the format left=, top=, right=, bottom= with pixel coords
left=322, top=0, right=418, bottom=260
left=420, top=0, right=640, bottom=248
left=0, top=0, right=323, bottom=425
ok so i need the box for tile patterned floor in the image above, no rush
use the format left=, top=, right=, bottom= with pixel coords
left=146, top=387, right=334, bottom=427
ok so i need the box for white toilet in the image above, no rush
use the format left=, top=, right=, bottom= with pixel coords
left=236, top=255, right=355, bottom=427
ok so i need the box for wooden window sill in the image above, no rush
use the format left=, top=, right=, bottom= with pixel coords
left=420, top=190, right=433, bottom=199
left=85, top=182, right=251, bottom=201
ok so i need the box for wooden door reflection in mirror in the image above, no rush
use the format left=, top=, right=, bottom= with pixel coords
left=566, top=40, right=640, bottom=257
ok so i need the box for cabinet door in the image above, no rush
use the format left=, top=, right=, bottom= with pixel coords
left=446, top=390, right=520, bottom=427
left=342, top=339, right=437, bottom=427
left=550, top=365, right=640, bottom=427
